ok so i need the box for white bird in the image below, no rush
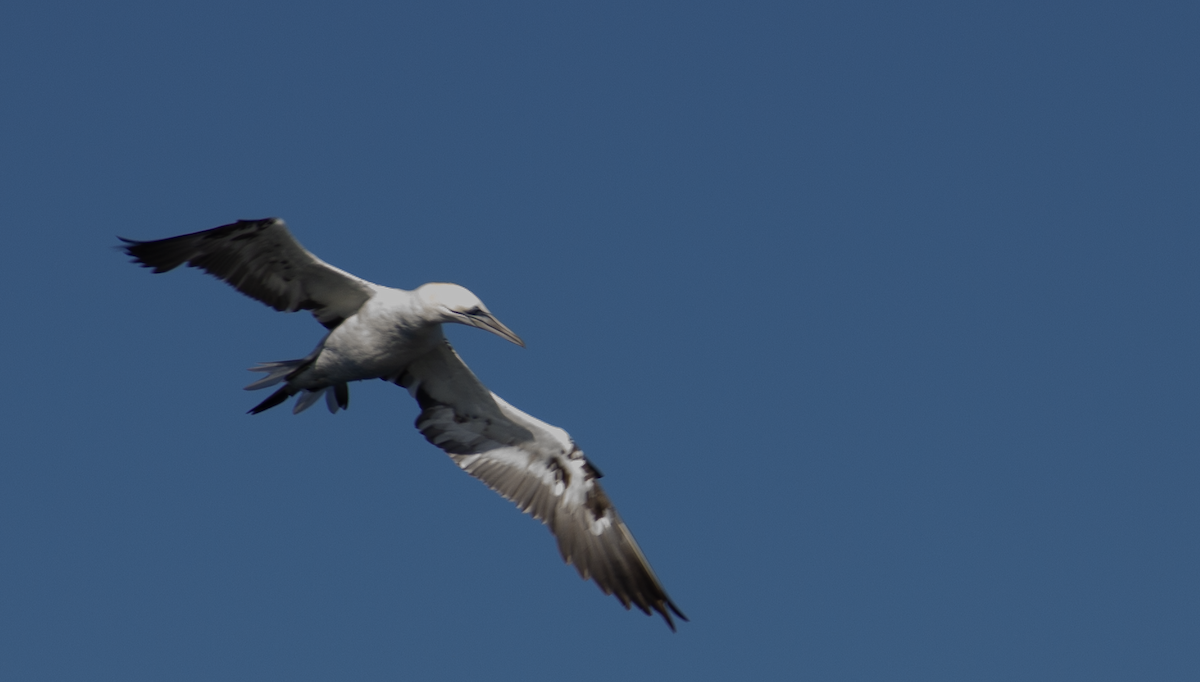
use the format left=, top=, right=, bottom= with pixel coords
left=120, top=218, right=686, bottom=630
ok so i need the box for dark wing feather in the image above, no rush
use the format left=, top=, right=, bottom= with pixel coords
left=120, top=217, right=376, bottom=329
left=395, top=342, right=686, bottom=630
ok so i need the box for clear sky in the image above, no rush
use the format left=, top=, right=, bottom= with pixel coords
left=2, top=1, right=1197, bottom=680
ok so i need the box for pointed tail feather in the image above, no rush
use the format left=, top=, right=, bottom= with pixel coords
left=292, top=389, right=324, bottom=414
left=248, top=386, right=294, bottom=414
left=244, top=354, right=346, bottom=416
left=245, top=359, right=307, bottom=391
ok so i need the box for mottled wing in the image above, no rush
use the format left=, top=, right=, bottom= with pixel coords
left=395, top=342, right=686, bottom=630
left=120, top=217, right=376, bottom=329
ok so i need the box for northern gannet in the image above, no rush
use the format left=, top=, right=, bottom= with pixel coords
left=120, top=218, right=686, bottom=630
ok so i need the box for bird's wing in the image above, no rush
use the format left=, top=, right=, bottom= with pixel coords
left=394, top=341, right=686, bottom=630
left=120, top=218, right=376, bottom=329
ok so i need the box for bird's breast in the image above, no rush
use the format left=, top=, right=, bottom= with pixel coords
left=313, top=307, right=443, bottom=383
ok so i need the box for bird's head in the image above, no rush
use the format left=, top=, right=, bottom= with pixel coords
left=417, top=282, right=525, bottom=347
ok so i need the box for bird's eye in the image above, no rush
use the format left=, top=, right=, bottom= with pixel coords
left=466, top=306, right=483, bottom=316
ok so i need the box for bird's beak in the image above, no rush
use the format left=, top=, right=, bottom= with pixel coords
left=469, top=314, right=525, bottom=347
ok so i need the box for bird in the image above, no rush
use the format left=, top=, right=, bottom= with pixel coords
left=120, top=217, right=686, bottom=630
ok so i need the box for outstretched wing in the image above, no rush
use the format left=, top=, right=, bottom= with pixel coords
left=394, top=342, right=686, bottom=630
left=120, top=218, right=376, bottom=329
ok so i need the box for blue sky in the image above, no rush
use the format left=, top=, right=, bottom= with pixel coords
left=2, top=1, right=1198, bottom=679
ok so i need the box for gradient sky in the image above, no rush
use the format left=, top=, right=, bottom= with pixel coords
left=2, top=1, right=1198, bottom=680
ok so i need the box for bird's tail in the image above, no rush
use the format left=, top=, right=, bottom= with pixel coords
left=244, top=358, right=349, bottom=415
left=244, top=359, right=305, bottom=391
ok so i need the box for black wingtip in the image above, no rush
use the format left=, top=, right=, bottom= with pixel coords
left=657, top=599, right=688, bottom=632
left=117, top=234, right=185, bottom=273
left=116, top=237, right=143, bottom=261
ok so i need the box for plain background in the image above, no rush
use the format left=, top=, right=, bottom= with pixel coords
left=2, top=1, right=1197, bottom=680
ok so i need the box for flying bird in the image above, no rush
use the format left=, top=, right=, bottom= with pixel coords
left=120, top=218, right=686, bottom=630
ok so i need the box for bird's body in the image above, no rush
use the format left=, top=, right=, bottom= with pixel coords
left=120, top=218, right=686, bottom=630
left=242, top=282, right=518, bottom=414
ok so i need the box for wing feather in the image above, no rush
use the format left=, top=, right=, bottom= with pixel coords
left=120, top=217, right=376, bottom=329
left=395, top=342, right=686, bottom=630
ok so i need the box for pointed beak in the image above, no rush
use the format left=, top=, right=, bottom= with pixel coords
left=468, top=313, right=525, bottom=347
